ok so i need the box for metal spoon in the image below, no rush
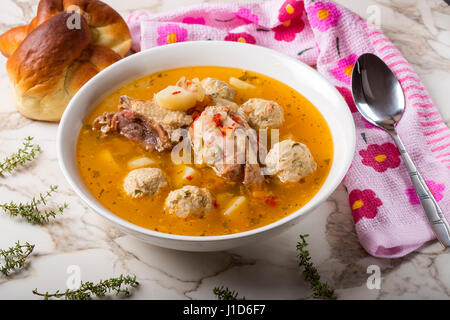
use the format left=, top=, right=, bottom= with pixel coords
left=351, top=53, right=450, bottom=248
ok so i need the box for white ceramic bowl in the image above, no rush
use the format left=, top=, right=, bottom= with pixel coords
left=57, top=41, right=355, bottom=252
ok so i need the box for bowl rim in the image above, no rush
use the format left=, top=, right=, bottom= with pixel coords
left=57, top=40, right=356, bottom=243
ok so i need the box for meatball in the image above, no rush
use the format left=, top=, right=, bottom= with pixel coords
left=210, top=97, right=239, bottom=112
left=164, top=186, right=213, bottom=218
left=201, top=78, right=235, bottom=100
left=123, top=168, right=167, bottom=198
left=265, top=139, right=317, bottom=183
left=240, top=98, right=284, bottom=129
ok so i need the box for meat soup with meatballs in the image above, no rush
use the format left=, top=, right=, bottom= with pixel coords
left=76, top=66, right=333, bottom=236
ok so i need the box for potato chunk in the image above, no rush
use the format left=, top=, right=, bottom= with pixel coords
left=98, top=149, right=119, bottom=170
left=182, top=166, right=198, bottom=181
left=176, top=77, right=206, bottom=102
left=229, top=77, right=256, bottom=90
left=173, top=165, right=199, bottom=187
left=127, top=157, right=155, bottom=169
left=223, top=196, right=247, bottom=216
left=155, top=86, right=197, bottom=111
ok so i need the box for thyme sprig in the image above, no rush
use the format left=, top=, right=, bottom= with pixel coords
left=1, top=185, right=67, bottom=224
left=32, top=275, right=139, bottom=300
left=0, top=137, right=40, bottom=177
left=0, top=241, right=35, bottom=276
left=213, top=286, right=245, bottom=300
left=297, top=234, right=337, bottom=300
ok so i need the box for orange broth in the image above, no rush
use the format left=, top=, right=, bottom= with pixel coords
left=76, top=66, right=333, bottom=236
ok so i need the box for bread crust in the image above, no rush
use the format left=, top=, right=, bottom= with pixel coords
left=0, top=0, right=131, bottom=58
left=7, top=12, right=121, bottom=121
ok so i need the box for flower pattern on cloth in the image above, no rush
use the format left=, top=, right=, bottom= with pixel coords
left=349, top=189, right=383, bottom=223
left=331, top=54, right=358, bottom=85
left=182, top=17, right=206, bottom=25
left=157, top=24, right=188, bottom=45
left=273, top=16, right=305, bottom=42
left=235, top=8, right=259, bottom=24
left=224, top=32, right=256, bottom=44
left=307, top=1, right=341, bottom=32
left=361, top=116, right=382, bottom=130
left=336, top=86, right=357, bottom=113
left=278, top=0, right=305, bottom=23
left=359, top=143, right=401, bottom=173
left=406, top=180, right=445, bottom=205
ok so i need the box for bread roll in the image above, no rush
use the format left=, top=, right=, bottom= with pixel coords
left=0, top=0, right=132, bottom=58
left=6, top=12, right=121, bottom=121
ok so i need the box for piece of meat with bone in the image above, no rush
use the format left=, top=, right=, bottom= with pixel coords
left=92, top=112, right=115, bottom=134
left=93, top=108, right=171, bottom=152
left=92, top=95, right=194, bottom=152
left=189, top=105, right=264, bottom=184
left=119, top=95, right=193, bottom=137
left=244, top=139, right=265, bottom=184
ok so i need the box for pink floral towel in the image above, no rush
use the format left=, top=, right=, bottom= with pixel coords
left=127, top=0, right=450, bottom=258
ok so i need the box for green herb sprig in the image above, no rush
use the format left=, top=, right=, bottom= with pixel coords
left=0, top=137, right=40, bottom=177
left=1, top=185, right=67, bottom=224
left=213, top=286, right=245, bottom=300
left=297, top=234, right=337, bottom=300
left=0, top=241, right=35, bottom=276
left=32, top=275, right=139, bottom=300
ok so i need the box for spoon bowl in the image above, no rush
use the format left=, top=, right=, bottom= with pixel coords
left=352, top=53, right=405, bottom=133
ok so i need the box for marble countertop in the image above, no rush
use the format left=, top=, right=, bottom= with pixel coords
left=0, top=0, right=449, bottom=300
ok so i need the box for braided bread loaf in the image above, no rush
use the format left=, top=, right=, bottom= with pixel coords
left=1, top=0, right=131, bottom=121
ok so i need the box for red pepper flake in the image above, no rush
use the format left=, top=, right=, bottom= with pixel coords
left=232, top=116, right=241, bottom=123
left=213, top=200, right=219, bottom=209
left=172, top=90, right=182, bottom=95
left=212, top=113, right=223, bottom=128
left=186, top=176, right=193, bottom=181
left=264, top=195, right=278, bottom=208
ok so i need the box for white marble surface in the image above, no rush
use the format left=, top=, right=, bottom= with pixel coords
left=0, top=0, right=449, bottom=300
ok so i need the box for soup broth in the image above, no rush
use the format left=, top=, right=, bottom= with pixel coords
left=76, top=66, right=333, bottom=236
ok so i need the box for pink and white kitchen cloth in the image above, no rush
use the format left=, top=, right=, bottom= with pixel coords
left=127, top=0, right=450, bottom=258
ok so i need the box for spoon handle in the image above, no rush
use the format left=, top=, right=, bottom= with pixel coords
left=391, top=133, right=450, bottom=248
